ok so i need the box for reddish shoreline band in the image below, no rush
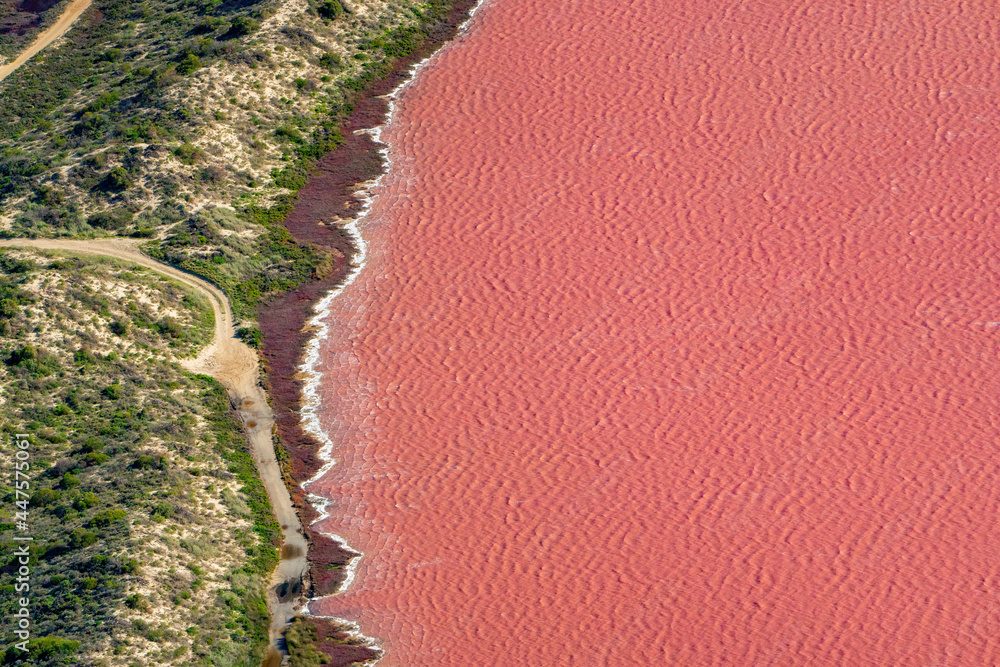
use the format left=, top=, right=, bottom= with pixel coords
left=257, top=2, right=480, bottom=664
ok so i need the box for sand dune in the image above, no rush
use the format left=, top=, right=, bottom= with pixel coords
left=0, top=237, right=308, bottom=651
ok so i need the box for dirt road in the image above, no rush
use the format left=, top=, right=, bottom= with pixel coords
left=0, top=237, right=309, bottom=650
left=0, top=0, right=93, bottom=84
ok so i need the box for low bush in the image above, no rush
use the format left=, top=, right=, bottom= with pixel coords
left=2, top=637, right=79, bottom=664
left=319, top=51, right=341, bottom=70
left=236, top=327, right=262, bottom=349
left=223, top=16, right=259, bottom=39
left=100, top=166, right=132, bottom=191
left=87, top=209, right=134, bottom=230
left=177, top=52, right=202, bottom=75
left=317, top=0, right=344, bottom=20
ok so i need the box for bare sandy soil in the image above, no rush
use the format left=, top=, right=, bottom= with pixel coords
left=0, top=0, right=91, bottom=83
left=0, top=237, right=308, bottom=650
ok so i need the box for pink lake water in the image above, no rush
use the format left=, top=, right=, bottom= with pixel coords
left=308, top=0, right=1000, bottom=663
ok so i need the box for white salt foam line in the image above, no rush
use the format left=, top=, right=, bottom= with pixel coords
left=295, top=0, right=495, bottom=653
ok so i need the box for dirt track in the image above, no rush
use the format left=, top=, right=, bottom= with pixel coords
left=0, top=0, right=93, bottom=84
left=0, top=237, right=309, bottom=650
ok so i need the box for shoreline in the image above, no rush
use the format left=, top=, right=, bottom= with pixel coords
left=257, top=1, right=485, bottom=663
left=300, top=0, right=494, bottom=595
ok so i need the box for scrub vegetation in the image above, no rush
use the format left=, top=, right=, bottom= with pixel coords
left=0, top=0, right=465, bottom=324
left=0, top=250, right=273, bottom=666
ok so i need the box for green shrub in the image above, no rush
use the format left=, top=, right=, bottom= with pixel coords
left=271, top=165, right=309, bottom=190
left=236, top=327, right=262, bottom=349
left=89, top=509, right=127, bottom=527
left=6, top=344, right=35, bottom=366
left=73, top=348, right=96, bottom=365
left=31, top=487, right=61, bottom=506
left=84, top=92, right=120, bottom=114
left=125, top=593, right=150, bottom=611
left=0, top=298, right=19, bottom=319
left=317, top=0, right=344, bottom=19
left=87, top=209, right=134, bottom=230
left=69, top=527, right=97, bottom=549
left=275, top=125, right=304, bottom=143
left=6, top=344, right=60, bottom=376
left=102, top=167, right=132, bottom=191
left=134, top=454, right=157, bottom=469
left=31, top=185, right=63, bottom=206
left=85, top=452, right=110, bottom=465
left=371, top=25, right=423, bottom=59
left=103, top=383, right=124, bottom=400
left=174, top=143, right=205, bottom=165
left=49, top=259, right=77, bottom=270
left=319, top=52, right=341, bottom=69
left=177, top=52, right=202, bottom=75
left=224, top=16, right=259, bottom=39
left=84, top=152, right=107, bottom=169
left=151, top=501, right=174, bottom=520
left=3, top=637, right=79, bottom=663
left=75, top=112, right=111, bottom=140
left=156, top=317, right=182, bottom=337
left=81, top=437, right=103, bottom=453
left=192, top=17, right=224, bottom=34
left=0, top=153, right=49, bottom=199
left=0, top=254, right=34, bottom=274
left=74, top=492, right=99, bottom=510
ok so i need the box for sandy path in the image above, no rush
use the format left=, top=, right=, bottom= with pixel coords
left=0, top=238, right=309, bottom=649
left=0, top=0, right=93, bottom=84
